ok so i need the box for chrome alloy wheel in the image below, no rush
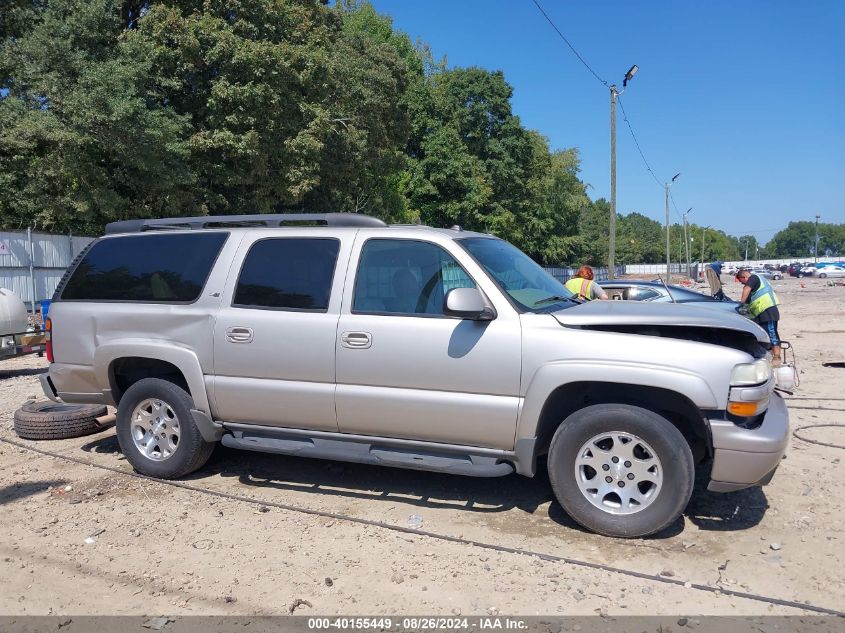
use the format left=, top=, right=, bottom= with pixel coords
left=574, top=431, right=663, bottom=515
left=131, top=398, right=181, bottom=461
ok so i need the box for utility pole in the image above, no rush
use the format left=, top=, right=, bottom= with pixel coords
left=608, top=65, right=638, bottom=280
left=744, top=239, right=748, bottom=261
left=814, top=214, right=821, bottom=263
left=700, top=226, right=709, bottom=264
left=683, top=208, right=692, bottom=277
left=609, top=85, right=617, bottom=279
left=664, top=173, right=680, bottom=280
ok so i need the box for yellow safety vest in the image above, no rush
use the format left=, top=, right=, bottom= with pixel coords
left=748, top=275, right=780, bottom=317
left=565, top=277, right=594, bottom=300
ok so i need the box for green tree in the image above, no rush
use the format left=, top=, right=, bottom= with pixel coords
left=577, top=198, right=610, bottom=266
left=0, top=0, right=414, bottom=231
left=404, top=67, right=534, bottom=241
left=764, top=221, right=844, bottom=259
left=0, top=0, right=195, bottom=232
left=619, top=213, right=664, bottom=264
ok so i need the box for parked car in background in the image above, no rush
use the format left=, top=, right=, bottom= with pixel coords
left=600, top=280, right=742, bottom=314
left=799, top=265, right=817, bottom=277
left=745, top=267, right=783, bottom=281
left=817, top=265, right=845, bottom=279
left=787, top=262, right=805, bottom=277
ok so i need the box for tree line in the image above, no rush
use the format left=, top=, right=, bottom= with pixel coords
left=1, top=0, right=840, bottom=264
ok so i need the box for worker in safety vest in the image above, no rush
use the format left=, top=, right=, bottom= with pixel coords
left=736, top=269, right=782, bottom=363
left=564, top=265, right=608, bottom=301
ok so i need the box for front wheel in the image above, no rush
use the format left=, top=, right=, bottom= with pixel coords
left=547, top=404, right=694, bottom=538
left=116, top=378, right=215, bottom=479
left=819, top=273, right=827, bottom=278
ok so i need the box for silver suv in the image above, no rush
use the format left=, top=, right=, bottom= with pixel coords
left=40, top=214, right=789, bottom=537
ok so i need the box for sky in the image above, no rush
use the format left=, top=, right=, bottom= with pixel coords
left=369, top=0, right=845, bottom=244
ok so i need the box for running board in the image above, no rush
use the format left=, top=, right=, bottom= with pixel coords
left=220, top=429, right=514, bottom=477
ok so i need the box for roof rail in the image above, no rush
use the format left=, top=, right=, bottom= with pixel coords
left=104, top=213, right=387, bottom=234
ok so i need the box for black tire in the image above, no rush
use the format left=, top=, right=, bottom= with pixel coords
left=819, top=273, right=827, bottom=279
left=547, top=404, right=694, bottom=538
left=115, top=378, right=214, bottom=479
left=13, top=401, right=108, bottom=440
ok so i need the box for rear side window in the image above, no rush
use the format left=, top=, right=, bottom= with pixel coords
left=60, top=232, right=228, bottom=302
left=233, top=238, right=340, bottom=311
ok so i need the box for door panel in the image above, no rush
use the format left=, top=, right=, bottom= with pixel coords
left=335, top=235, right=522, bottom=450
left=211, top=233, right=350, bottom=430
left=213, top=309, right=339, bottom=429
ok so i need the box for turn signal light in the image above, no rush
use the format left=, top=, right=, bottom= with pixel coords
left=728, top=401, right=759, bottom=417
left=45, top=317, right=53, bottom=363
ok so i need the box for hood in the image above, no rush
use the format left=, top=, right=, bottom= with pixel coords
left=553, top=300, right=769, bottom=345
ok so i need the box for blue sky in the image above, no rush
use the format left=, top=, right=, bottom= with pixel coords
left=369, top=0, right=844, bottom=244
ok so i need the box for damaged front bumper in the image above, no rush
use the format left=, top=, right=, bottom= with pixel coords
left=706, top=392, right=790, bottom=493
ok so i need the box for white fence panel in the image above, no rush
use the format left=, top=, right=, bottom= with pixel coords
left=0, top=230, right=95, bottom=305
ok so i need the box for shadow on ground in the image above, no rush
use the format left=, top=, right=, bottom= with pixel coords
left=685, top=480, right=768, bottom=531
left=75, top=435, right=769, bottom=537
left=0, top=480, right=68, bottom=505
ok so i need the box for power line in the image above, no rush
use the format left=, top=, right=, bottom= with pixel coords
left=616, top=95, right=664, bottom=189
left=668, top=190, right=685, bottom=222
left=530, top=0, right=608, bottom=87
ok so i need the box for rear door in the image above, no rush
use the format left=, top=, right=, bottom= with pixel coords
left=211, top=230, right=352, bottom=431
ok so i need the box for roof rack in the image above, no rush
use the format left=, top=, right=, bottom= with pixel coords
left=104, top=213, right=387, bottom=234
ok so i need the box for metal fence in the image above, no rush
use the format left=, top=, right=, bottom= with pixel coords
left=0, top=230, right=95, bottom=310
left=543, top=265, right=625, bottom=284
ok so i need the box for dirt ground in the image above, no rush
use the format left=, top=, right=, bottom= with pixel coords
left=1, top=275, right=843, bottom=617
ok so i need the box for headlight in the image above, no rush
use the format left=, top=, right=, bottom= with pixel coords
left=731, top=359, right=772, bottom=386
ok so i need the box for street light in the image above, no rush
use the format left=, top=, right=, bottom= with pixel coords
left=700, top=225, right=710, bottom=264
left=665, top=172, right=680, bottom=279
left=814, top=214, right=821, bottom=263
left=608, top=64, right=639, bottom=279
left=623, top=65, right=639, bottom=87
left=682, top=207, right=693, bottom=277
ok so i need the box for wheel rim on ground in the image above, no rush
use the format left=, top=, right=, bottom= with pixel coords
left=573, top=431, right=663, bottom=515
left=130, top=398, right=181, bottom=461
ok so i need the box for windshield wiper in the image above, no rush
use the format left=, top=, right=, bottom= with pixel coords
left=533, top=294, right=579, bottom=306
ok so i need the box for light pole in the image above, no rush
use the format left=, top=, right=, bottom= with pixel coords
left=665, top=172, right=680, bottom=279
left=608, top=64, right=638, bottom=279
left=744, top=239, right=749, bottom=261
left=682, top=207, right=693, bottom=277
left=700, top=225, right=710, bottom=264
left=814, top=214, right=821, bottom=263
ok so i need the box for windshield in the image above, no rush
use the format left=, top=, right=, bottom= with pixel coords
left=458, top=237, right=577, bottom=312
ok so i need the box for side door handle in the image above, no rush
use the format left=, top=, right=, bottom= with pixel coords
left=225, top=326, right=254, bottom=344
left=341, top=331, right=372, bottom=349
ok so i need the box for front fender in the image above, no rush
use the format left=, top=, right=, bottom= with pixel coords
left=93, top=340, right=212, bottom=416
left=516, top=361, right=719, bottom=440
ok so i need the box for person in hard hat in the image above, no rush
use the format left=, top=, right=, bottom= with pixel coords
left=565, top=265, right=608, bottom=301
left=736, top=268, right=782, bottom=364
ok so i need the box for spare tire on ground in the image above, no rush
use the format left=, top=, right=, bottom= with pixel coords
left=13, top=401, right=109, bottom=440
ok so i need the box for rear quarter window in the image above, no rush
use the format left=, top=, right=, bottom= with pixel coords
left=59, top=232, right=228, bottom=303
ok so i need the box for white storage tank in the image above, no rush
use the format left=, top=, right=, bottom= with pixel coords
left=0, top=288, right=29, bottom=336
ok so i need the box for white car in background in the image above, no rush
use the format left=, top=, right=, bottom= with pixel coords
left=817, top=265, right=845, bottom=279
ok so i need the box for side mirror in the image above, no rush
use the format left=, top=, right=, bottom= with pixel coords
left=444, top=288, right=496, bottom=321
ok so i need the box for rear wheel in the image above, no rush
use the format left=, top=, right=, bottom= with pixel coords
left=115, top=378, right=214, bottom=478
left=819, top=273, right=828, bottom=278
left=547, top=404, right=694, bottom=537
